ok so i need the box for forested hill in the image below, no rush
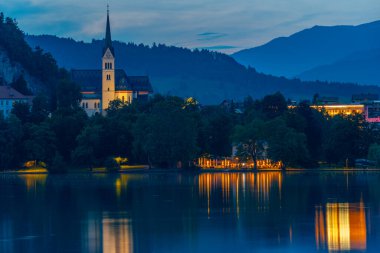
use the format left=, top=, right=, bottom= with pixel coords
left=0, top=14, right=61, bottom=94
left=26, top=35, right=380, bottom=104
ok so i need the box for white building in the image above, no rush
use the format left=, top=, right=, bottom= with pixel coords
left=0, top=86, right=31, bottom=118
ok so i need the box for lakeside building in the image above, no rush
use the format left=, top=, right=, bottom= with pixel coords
left=0, top=86, right=32, bottom=118
left=309, top=103, right=380, bottom=123
left=311, top=104, right=365, bottom=117
left=71, top=8, right=153, bottom=116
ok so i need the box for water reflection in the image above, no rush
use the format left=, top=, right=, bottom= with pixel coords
left=315, top=200, right=367, bottom=251
left=18, top=174, right=47, bottom=193
left=198, top=172, right=282, bottom=215
left=1, top=172, right=380, bottom=252
left=102, top=213, right=133, bottom=253
left=83, top=213, right=133, bottom=253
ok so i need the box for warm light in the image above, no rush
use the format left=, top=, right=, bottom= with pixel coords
left=102, top=214, right=133, bottom=253
left=315, top=201, right=367, bottom=251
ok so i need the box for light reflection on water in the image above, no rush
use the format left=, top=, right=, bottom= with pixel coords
left=315, top=201, right=367, bottom=251
left=0, top=172, right=378, bottom=252
left=82, top=212, right=134, bottom=253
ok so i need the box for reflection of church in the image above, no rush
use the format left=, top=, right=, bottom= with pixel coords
left=71, top=8, right=153, bottom=116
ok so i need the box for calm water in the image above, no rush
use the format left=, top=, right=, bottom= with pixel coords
left=0, top=172, right=380, bottom=252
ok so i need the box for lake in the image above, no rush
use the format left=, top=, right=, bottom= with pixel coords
left=0, top=171, right=379, bottom=252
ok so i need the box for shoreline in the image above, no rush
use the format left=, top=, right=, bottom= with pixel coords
left=2, top=167, right=380, bottom=175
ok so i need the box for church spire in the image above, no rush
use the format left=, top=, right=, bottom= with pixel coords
left=103, top=4, right=114, bottom=55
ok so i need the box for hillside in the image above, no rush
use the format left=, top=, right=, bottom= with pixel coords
left=298, top=48, right=380, bottom=85
left=0, top=14, right=61, bottom=95
left=232, top=21, right=380, bottom=79
left=25, top=35, right=380, bottom=104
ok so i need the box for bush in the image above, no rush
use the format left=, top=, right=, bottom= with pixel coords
left=48, top=152, right=67, bottom=174
left=104, top=157, right=120, bottom=173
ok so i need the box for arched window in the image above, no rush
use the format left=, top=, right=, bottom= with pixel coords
left=110, top=63, right=112, bottom=69
left=94, top=102, right=97, bottom=108
left=122, top=96, right=125, bottom=102
left=108, top=88, right=110, bottom=91
left=86, top=102, right=88, bottom=108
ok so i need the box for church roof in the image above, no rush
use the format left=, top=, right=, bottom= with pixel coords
left=103, top=7, right=114, bottom=56
left=0, top=86, right=31, bottom=100
left=71, top=69, right=153, bottom=93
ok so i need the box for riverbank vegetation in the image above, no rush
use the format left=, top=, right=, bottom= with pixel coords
left=1, top=83, right=380, bottom=171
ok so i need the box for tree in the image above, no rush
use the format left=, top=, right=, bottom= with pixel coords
left=0, top=115, right=23, bottom=170
left=72, top=124, right=102, bottom=169
left=48, top=152, right=66, bottom=174
left=261, top=92, right=288, bottom=119
left=50, top=109, right=88, bottom=161
left=11, top=101, right=30, bottom=123
left=368, top=143, right=380, bottom=166
left=30, top=94, right=50, bottom=123
left=265, top=118, right=309, bottom=169
left=56, top=78, right=82, bottom=110
left=286, top=101, right=325, bottom=167
left=232, top=120, right=266, bottom=170
left=24, top=122, right=56, bottom=165
left=199, top=107, right=234, bottom=157
left=133, top=97, right=198, bottom=168
left=11, top=75, right=32, bottom=95
left=323, top=114, right=370, bottom=166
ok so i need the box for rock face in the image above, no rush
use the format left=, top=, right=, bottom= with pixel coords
left=0, top=48, right=44, bottom=94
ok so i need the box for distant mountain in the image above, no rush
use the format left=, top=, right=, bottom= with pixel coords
left=298, top=48, right=380, bottom=85
left=25, top=35, right=380, bottom=104
left=232, top=21, right=380, bottom=79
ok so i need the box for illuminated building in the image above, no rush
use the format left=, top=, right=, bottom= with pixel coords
left=311, top=104, right=365, bottom=117
left=364, top=102, right=380, bottom=123
left=315, top=201, right=367, bottom=251
left=71, top=6, right=153, bottom=116
left=197, top=156, right=282, bottom=170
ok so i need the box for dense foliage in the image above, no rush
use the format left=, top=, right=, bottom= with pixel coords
left=1, top=84, right=380, bottom=171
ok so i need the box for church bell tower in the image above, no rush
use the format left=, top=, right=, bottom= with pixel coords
left=102, top=5, right=115, bottom=112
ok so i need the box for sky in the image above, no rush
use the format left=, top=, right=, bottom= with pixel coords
left=1, top=0, right=380, bottom=54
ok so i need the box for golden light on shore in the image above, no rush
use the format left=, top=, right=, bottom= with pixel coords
left=315, top=200, right=367, bottom=251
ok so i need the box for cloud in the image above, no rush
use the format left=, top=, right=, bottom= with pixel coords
left=197, top=32, right=228, bottom=41
left=1, top=0, right=380, bottom=53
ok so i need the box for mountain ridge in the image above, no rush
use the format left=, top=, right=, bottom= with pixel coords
left=232, top=20, right=380, bottom=79
left=25, top=34, right=380, bottom=104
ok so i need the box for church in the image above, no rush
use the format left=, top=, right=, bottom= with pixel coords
left=71, top=8, right=153, bottom=116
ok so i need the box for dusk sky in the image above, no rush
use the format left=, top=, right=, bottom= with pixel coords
left=1, top=0, right=380, bottom=53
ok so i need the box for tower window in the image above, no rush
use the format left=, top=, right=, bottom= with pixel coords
left=86, top=102, right=88, bottom=108
left=110, top=63, right=112, bottom=69
left=94, top=102, right=97, bottom=108
left=122, top=96, right=125, bottom=102
left=108, top=88, right=110, bottom=91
